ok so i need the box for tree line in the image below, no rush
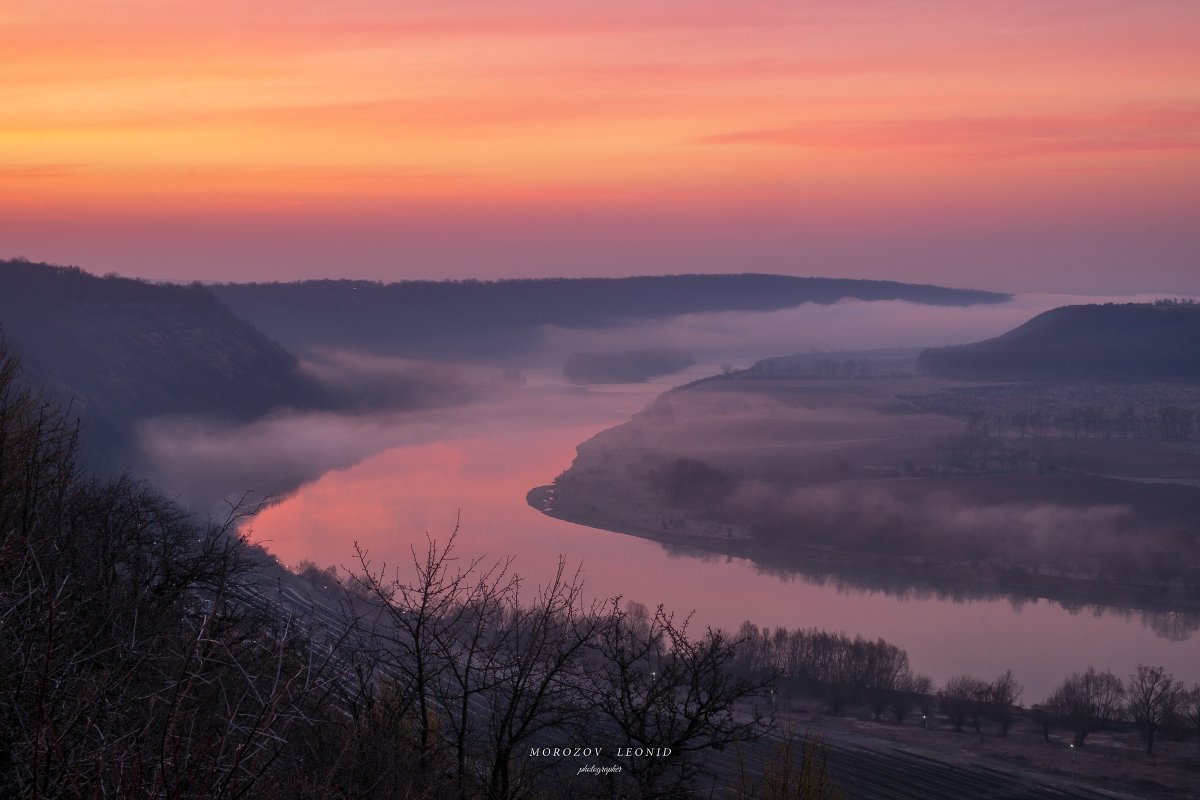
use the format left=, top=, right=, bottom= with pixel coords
left=905, top=383, right=1200, bottom=443
left=0, top=339, right=340, bottom=799
left=1037, top=665, right=1200, bottom=755
left=729, top=620, right=1200, bottom=755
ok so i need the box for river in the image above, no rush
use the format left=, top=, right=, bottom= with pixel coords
left=245, top=365, right=1200, bottom=701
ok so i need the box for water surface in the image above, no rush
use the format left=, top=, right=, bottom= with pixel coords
left=247, top=369, right=1200, bottom=701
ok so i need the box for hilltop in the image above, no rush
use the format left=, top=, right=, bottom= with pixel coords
left=917, top=302, right=1200, bottom=382
left=0, top=259, right=330, bottom=469
left=211, top=274, right=1009, bottom=358
left=0, top=260, right=1009, bottom=484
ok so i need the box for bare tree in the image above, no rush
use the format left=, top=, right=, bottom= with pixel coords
left=880, top=670, right=933, bottom=726
left=0, top=359, right=344, bottom=798
left=989, top=670, right=1023, bottom=736
left=1126, top=665, right=1184, bottom=755
left=352, top=532, right=465, bottom=773
left=861, top=641, right=910, bottom=721
left=477, top=559, right=606, bottom=800
left=349, top=532, right=617, bottom=800
left=589, top=601, right=771, bottom=798
left=438, top=564, right=517, bottom=798
left=1029, top=704, right=1054, bottom=743
left=940, top=675, right=989, bottom=733
left=350, top=529, right=524, bottom=795
left=888, top=673, right=920, bottom=725
left=911, top=674, right=936, bottom=721
left=1046, top=668, right=1125, bottom=746
left=1184, top=685, right=1200, bottom=754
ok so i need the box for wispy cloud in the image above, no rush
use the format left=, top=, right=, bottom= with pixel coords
left=696, top=105, right=1200, bottom=161
left=0, top=163, right=89, bottom=178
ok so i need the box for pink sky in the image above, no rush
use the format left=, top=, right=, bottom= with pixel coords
left=2, top=1, right=1197, bottom=291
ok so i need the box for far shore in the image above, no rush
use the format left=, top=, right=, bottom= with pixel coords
left=527, top=484, right=1200, bottom=618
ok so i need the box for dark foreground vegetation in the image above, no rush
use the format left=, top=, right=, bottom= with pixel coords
left=730, top=621, right=1200, bottom=758
left=1, top=341, right=328, bottom=798
left=0, top=259, right=332, bottom=470
left=0, top=339, right=815, bottom=799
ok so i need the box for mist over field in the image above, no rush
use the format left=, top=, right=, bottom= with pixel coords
left=726, top=479, right=1134, bottom=546
left=135, top=292, right=1190, bottom=512
left=297, top=351, right=477, bottom=411
left=720, top=478, right=1145, bottom=580
left=534, top=293, right=1181, bottom=367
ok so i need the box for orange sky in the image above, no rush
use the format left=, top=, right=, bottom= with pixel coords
left=2, top=1, right=1197, bottom=290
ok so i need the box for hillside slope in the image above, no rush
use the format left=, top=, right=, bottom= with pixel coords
left=917, top=303, right=1200, bottom=381
left=0, top=260, right=329, bottom=467
left=212, top=274, right=1009, bottom=358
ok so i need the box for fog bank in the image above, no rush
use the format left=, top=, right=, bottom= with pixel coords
left=536, top=293, right=1187, bottom=369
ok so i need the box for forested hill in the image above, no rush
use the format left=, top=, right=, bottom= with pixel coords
left=917, top=302, right=1200, bottom=381
left=211, top=274, right=1009, bottom=358
left=0, top=260, right=329, bottom=468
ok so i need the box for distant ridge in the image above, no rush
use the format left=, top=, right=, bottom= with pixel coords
left=211, top=274, right=1010, bottom=358
left=917, top=302, right=1200, bottom=382
left=0, top=260, right=329, bottom=468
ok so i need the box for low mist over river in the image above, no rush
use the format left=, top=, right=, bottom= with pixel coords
left=127, top=295, right=1200, bottom=701
left=240, top=369, right=1199, bottom=701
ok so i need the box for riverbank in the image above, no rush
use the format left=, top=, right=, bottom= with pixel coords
left=529, top=481, right=1200, bottom=619
left=530, top=371, right=1200, bottom=618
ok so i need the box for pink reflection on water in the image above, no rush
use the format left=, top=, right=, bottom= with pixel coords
left=248, top=416, right=1200, bottom=702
